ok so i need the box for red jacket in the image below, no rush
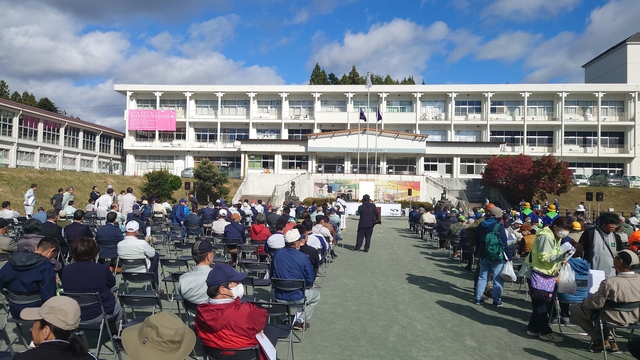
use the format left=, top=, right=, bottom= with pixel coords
left=194, top=298, right=268, bottom=355
left=250, top=224, right=271, bottom=241
left=250, top=224, right=271, bottom=255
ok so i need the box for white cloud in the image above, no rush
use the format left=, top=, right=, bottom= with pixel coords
left=289, top=9, right=310, bottom=25
left=476, top=31, right=543, bottom=62
left=308, top=19, right=450, bottom=79
left=149, top=32, right=182, bottom=53
left=0, top=4, right=284, bottom=131
left=0, top=5, right=129, bottom=79
left=183, top=14, right=240, bottom=54
left=522, top=0, right=640, bottom=82
left=483, top=0, right=579, bottom=20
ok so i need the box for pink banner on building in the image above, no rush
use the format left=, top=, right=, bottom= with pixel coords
left=128, top=110, right=176, bottom=131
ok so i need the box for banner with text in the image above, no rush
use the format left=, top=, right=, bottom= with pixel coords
left=128, top=110, right=176, bottom=131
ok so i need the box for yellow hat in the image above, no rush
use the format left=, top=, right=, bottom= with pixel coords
left=548, top=204, right=556, bottom=211
left=524, top=202, right=530, bottom=208
left=572, top=222, right=582, bottom=231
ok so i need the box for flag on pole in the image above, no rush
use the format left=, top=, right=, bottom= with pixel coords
left=359, top=107, right=367, bottom=122
left=377, top=109, right=382, bottom=122
left=365, top=73, right=372, bottom=89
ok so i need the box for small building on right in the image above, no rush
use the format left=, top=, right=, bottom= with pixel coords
left=583, top=32, right=640, bottom=84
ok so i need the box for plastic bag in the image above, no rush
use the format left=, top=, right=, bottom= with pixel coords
left=500, top=260, right=517, bottom=282
left=557, top=262, right=577, bottom=294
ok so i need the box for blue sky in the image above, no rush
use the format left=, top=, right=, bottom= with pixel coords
left=0, top=0, right=638, bottom=129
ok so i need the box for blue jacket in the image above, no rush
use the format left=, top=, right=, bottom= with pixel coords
left=557, top=257, right=591, bottom=303
left=172, top=203, right=185, bottom=224
left=475, top=218, right=512, bottom=261
left=224, top=221, right=246, bottom=243
left=198, top=207, right=216, bottom=221
left=271, top=247, right=315, bottom=302
left=0, top=252, right=57, bottom=318
left=61, top=261, right=117, bottom=320
left=95, top=223, right=124, bottom=259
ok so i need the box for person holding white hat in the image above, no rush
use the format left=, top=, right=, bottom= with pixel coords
left=116, top=220, right=160, bottom=285
left=14, top=296, right=95, bottom=359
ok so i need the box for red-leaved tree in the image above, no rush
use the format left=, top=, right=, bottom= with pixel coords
left=482, top=154, right=573, bottom=204
left=481, top=154, right=536, bottom=202
left=532, top=155, right=573, bottom=201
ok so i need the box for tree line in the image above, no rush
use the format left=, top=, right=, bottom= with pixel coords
left=0, top=79, right=59, bottom=113
left=309, top=64, right=421, bottom=85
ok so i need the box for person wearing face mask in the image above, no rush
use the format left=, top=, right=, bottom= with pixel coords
left=579, top=212, right=624, bottom=278
left=194, top=264, right=276, bottom=356
left=526, top=216, right=574, bottom=343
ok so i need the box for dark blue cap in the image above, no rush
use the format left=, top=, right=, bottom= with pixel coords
left=206, top=264, right=246, bottom=287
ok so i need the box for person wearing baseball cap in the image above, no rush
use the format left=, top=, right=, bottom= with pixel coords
left=211, top=208, right=230, bottom=236
left=117, top=220, right=160, bottom=285
left=122, top=311, right=195, bottom=360
left=272, top=225, right=320, bottom=330
left=570, top=249, right=640, bottom=352
left=15, top=296, right=95, bottom=359
left=474, top=206, right=512, bottom=308
left=179, top=240, right=215, bottom=305
left=194, top=264, right=277, bottom=355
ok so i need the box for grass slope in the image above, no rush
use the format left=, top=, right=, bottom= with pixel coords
left=544, top=186, right=640, bottom=215
left=0, top=168, right=242, bottom=214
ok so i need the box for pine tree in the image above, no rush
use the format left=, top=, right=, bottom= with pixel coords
left=0, top=80, right=9, bottom=100
left=347, top=65, right=361, bottom=85
left=383, top=75, right=394, bottom=84
left=21, top=91, right=37, bottom=106
left=10, top=91, right=22, bottom=103
left=309, top=63, right=329, bottom=85
left=37, top=97, right=58, bottom=113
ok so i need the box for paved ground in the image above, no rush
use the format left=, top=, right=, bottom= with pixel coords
left=3, top=217, right=636, bottom=359
left=286, top=217, right=633, bottom=360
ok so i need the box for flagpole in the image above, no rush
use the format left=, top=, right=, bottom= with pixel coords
left=375, top=109, right=379, bottom=174
left=366, top=72, right=370, bottom=175
left=357, top=108, right=360, bottom=175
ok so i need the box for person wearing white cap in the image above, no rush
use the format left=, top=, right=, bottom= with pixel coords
left=570, top=249, right=640, bottom=353
left=116, top=220, right=160, bottom=285
left=14, top=296, right=96, bottom=359
left=211, top=208, right=230, bottom=236
left=271, top=227, right=320, bottom=330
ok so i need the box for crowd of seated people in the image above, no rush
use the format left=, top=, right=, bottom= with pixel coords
left=0, top=186, right=349, bottom=358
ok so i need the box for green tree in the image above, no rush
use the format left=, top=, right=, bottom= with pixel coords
left=37, top=97, right=58, bottom=113
left=10, top=91, right=22, bottom=103
left=338, top=74, right=350, bottom=85
left=0, top=80, right=9, bottom=100
left=309, top=63, right=329, bottom=85
left=141, top=170, right=182, bottom=201
left=21, top=91, right=37, bottom=106
left=194, top=158, right=229, bottom=202
left=383, top=75, right=394, bottom=84
left=327, top=73, right=339, bottom=85
left=372, top=74, right=384, bottom=85
left=347, top=65, right=361, bottom=85
left=421, top=78, right=425, bottom=85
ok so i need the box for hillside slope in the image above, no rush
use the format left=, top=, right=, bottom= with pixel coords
left=0, top=168, right=241, bottom=215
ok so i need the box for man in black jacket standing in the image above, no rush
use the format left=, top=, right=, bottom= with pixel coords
left=354, top=194, right=378, bottom=253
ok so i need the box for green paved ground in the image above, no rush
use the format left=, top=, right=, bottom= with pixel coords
left=3, top=217, right=635, bottom=359
left=286, top=217, right=633, bottom=360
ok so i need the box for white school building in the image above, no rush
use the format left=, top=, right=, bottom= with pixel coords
left=113, top=33, right=640, bottom=204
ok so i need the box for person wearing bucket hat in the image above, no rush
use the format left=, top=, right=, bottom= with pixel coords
left=122, top=311, right=195, bottom=360
left=570, top=249, right=640, bottom=353
left=14, top=296, right=95, bottom=359
left=194, top=264, right=276, bottom=355
left=542, top=204, right=558, bottom=227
